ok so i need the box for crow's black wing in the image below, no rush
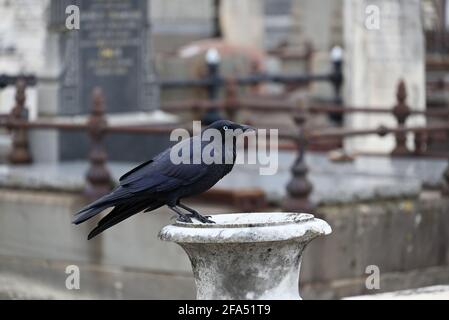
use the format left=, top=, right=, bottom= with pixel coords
left=119, top=139, right=209, bottom=194
left=118, top=147, right=169, bottom=184
left=119, top=158, right=153, bottom=182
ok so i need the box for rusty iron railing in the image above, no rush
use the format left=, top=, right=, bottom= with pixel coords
left=7, top=79, right=32, bottom=164
left=158, top=45, right=343, bottom=125
left=1, top=77, right=448, bottom=213
left=282, top=121, right=449, bottom=212
left=0, top=80, right=178, bottom=201
left=0, top=74, right=37, bottom=89
left=279, top=81, right=449, bottom=211
left=94, top=78, right=449, bottom=211
left=282, top=111, right=313, bottom=212
left=84, top=88, right=112, bottom=201
left=0, top=80, right=268, bottom=210
left=163, top=78, right=449, bottom=155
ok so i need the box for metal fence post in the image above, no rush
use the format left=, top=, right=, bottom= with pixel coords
left=444, top=113, right=449, bottom=196
left=202, top=48, right=223, bottom=125
left=414, top=131, right=427, bottom=155
left=391, top=79, right=411, bottom=156
left=85, top=87, right=113, bottom=200
left=8, top=79, right=32, bottom=164
left=224, top=78, right=238, bottom=121
left=329, top=46, right=343, bottom=124
left=282, top=110, right=314, bottom=212
left=330, top=46, right=343, bottom=104
left=443, top=160, right=449, bottom=197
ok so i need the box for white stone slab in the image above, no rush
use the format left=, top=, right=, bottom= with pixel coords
left=343, top=0, right=425, bottom=153
left=345, top=285, right=449, bottom=300
left=220, top=0, right=264, bottom=49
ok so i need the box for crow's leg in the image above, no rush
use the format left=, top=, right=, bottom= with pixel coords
left=178, top=202, right=211, bottom=218
left=168, top=205, right=193, bottom=223
left=178, top=202, right=215, bottom=224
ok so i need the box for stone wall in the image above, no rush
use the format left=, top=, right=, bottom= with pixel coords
left=0, top=188, right=448, bottom=299
left=302, top=197, right=449, bottom=298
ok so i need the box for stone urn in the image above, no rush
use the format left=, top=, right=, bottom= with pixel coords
left=159, top=212, right=331, bottom=300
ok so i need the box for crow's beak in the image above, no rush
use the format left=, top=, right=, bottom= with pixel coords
left=241, top=124, right=256, bottom=133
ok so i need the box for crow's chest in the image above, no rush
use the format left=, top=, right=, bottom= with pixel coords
left=179, top=164, right=233, bottom=198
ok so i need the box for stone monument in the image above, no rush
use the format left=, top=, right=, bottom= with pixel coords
left=58, top=0, right=156, bottom=115
left=34, top=0, right=175, bottom=163
left=288, top=0, right=343, bottom=100
left=159, top=212, right=332, bottom=300
left=151, top=0, right=215, bottom=52
left=220, top=0, right=264, bottom=49
left=343, top=0, right=426, bottom=153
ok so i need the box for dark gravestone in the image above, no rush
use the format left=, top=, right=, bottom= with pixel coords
left=59, top=132, right=175, bottom=163
left=59, top=0, right=157, bottom=115
left=48, top=0, right=170, bottom=162
left=263, top=0, right=293, bottom=49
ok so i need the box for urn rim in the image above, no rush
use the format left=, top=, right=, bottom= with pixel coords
left=159, top=212, right=332, bottom=243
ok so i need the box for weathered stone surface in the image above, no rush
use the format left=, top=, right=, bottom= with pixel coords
left=0, top=152, right=446, bottom=205
left=160, top=212, right=331, bottom=299
left=302, top=265, right=449, bottom=299
left=0, top=254, right=195, bottom=299
left=33, top=0, right=161, bottom=163
left=0, top=189, right=448, bottom=299
left=345, top=285, right=449, bottom=300
left=221, top=0, right=264, bottom=49
left=264, top=0, right=293, bottom=49
left=57, top=111, right=178, bottom=162
left=300, top=197, right=449, bottom=298
left=344, top=0, right=425, bottom=153
left=56, top=0, right=157, bottom=115
left=289, top=0, right=343, bottom=50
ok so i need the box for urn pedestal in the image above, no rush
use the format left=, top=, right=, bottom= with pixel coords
left=159, top=212, right=331, bottom=300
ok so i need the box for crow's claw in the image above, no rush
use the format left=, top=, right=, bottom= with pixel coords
left=176, top=214, right=193, bottom=223
left=191, top=214, right=215, bottom=224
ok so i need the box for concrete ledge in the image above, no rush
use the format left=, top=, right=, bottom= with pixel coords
left=302, top=265, right=449, bottom=299
left=0, top=188, right=448, bottom=299
left=345, top=285, right=449, bottom=300
left=1, top=152, right=446, bottom=205
left=0, top=254, right=195, bottom=299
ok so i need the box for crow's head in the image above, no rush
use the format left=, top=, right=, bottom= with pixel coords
left=205, top=120, right=255, bottom=136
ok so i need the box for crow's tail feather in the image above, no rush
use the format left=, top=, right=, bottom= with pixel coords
left=72, top=203, right=111, bottom=225
left=72, top=186, right=130, bottom=224
left=87, top=199, right=163, bottom=240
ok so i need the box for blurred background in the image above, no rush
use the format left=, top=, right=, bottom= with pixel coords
left=0, top=0, right=448, bottom=299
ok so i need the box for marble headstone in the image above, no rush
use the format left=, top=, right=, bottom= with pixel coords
left=288, top=0, right=343, bottom=101
left=220, top=0, right=264, bottom=49
left=343, top=0, right=425, bottom=153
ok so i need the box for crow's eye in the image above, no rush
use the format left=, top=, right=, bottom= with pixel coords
left=223, top=125, right=228, bottom=131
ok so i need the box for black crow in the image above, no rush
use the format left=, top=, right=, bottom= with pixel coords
left=73, top=120, right=254, bottom=239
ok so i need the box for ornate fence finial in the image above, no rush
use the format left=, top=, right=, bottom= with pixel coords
left=85, top=87, right=113, bottom=200
left=8, top=78, right=32, bottom=164
left=443, top=113, right=449, bottom=196
left=224, top=77, right=238, bottom=121
left=391, top=79, right=411, bottom=156
left=282, top=110, right=314, bottom=212
left=443, top=162, right=449, bottom=197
